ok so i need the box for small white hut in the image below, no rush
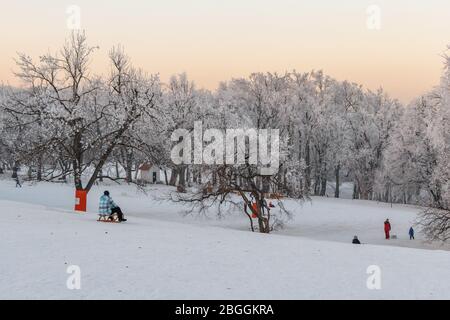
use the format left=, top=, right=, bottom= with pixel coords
left=138, top=163, right=161, bottom=184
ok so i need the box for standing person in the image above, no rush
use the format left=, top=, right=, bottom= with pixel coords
left=12, top=169, right=21, bottom=188
left=384, top=219, right=391, bottom=240
left=15, top=177, right=22, bottom=188
left=98, top=191, right=127, bottom=222
left=409, top=227, right=415, bottom=240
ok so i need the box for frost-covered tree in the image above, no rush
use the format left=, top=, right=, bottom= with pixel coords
left=380, top=96, right=438, bottom=204
left=172, top=72, right=306, bottom=233
left=343, top=87, right=401, bottom=200
left=418, top=47, right=450, bottom=241
left=1, top=32, right=161, bottom=194
left=163, top=73, right=215, bottom=188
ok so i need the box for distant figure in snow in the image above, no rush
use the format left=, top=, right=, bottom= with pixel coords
left=409, top=227, right=415, bottom=240
left=12, top=170, right=21, bottom=188
left=352, top=236, right=361, bottom=244
left=384, top=219, right=391, bottom=239
left=15, top=177, right=22, bottom=188
left=98, top=191, right=127, bottom=222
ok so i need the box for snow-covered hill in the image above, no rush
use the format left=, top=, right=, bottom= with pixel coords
left=1, top=180, right=447, bottom=251
left=1, top=180, right=450, bottom=299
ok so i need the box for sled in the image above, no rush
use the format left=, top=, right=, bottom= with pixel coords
left=97, top=214, right=121, bottom=223
left=98, top=219, right=122, bottom=223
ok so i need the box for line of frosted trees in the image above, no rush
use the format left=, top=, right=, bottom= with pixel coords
left=0, top=33, right=448, bottom=236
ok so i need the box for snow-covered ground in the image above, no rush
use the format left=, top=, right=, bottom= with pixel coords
left=1, top=178, right=450, bottom=299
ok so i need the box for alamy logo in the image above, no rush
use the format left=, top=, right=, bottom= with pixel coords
left=366, top=265, right=382, bottom=290
left=170, top=121, right=280, bottom=175
left=66, top=265, right=81, bottom=290
left=66, top=5, right=81, bottom=30
left=366, top=5, right=382, bottom=30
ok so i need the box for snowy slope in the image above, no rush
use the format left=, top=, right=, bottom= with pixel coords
left=1, top=198, right=450, bottom=299
left=0, top=179, right=447, bottom=251
left=1, top=179, right=450, bottom=299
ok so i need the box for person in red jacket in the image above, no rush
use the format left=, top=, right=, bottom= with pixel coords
left=384, top=219, right=391, bottom=239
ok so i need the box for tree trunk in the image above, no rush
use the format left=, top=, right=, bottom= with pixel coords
left=314, top=177, right=320, bottom=196
left=164, top=170, right=169, bottom=185
left=179, top=166, right=186, bottom=187
left=353, top=182, right=359, bottom=200
left=360, top=188, right=369, bottom=200
left=115, top=162, right=120, bottom=179
left=169, top=168, right=178, bottom=186
left=193, top=167, right=197, bottom=184
left=37, top=155, right=43, bottom=181
left=335, top=164, right=340, bottom=198
left=72, top=131, right=84, bottom=190
left=98, top=166, right=103, bottom=182
left=125, top=149, right=133, bottom=183
left=304, top=137, right=311, bottom=193
left=134, top=162, right=140, bottom=181
left=320, top=177, right=327, bottom=196
left=185, top=166, right=191, bottom=187
left=262, top=176, right=271, bottom=193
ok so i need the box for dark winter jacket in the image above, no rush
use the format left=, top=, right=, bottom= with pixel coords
left=409, top=227, right=414, bottom=236
left=352, top=238, right=361, bottom=244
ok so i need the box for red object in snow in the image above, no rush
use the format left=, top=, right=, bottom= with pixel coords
left=384, top=221, right=391, bottom=239
left=75, top=189, right=87, bottom=212
left=251, top=203, right=258, bottom=218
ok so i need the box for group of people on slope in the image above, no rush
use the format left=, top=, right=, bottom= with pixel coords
left=352, top=219, right=415, bottom=244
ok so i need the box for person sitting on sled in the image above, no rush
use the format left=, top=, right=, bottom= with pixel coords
left=98, top=191, right=127, bottom=222
left=352, top=235, right=361, bottom=244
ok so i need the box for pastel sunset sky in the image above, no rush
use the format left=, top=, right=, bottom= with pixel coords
left=0, top=0, right=449, bottom=103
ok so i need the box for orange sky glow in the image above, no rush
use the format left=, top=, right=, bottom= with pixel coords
left=0, top=0, right=449, bottom=103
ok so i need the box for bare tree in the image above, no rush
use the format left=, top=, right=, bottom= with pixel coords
left=418, top=207, right=450, bottom=242
left=2, top=32, right=161, bottom=196
left=172, top=160, right=304, bottom=233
